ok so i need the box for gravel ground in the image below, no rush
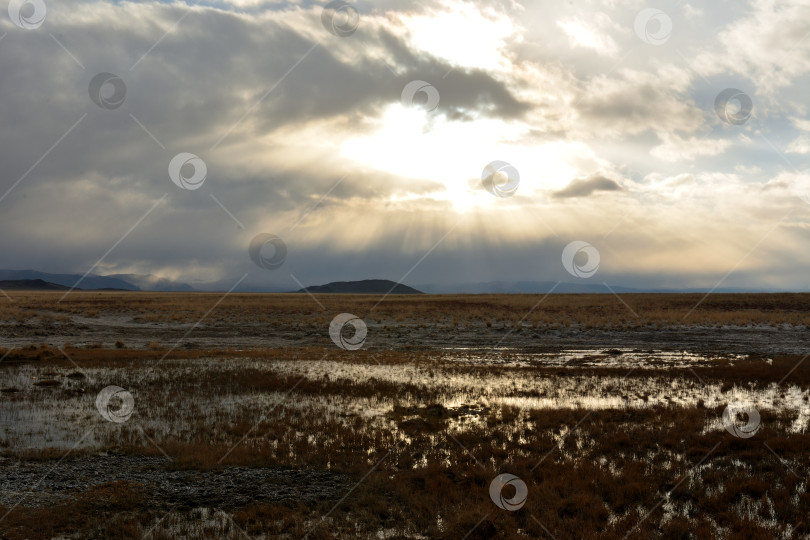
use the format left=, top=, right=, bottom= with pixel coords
left=0, top=453, right=353, bottom=510
left=1, top=317, right=809, bottom=354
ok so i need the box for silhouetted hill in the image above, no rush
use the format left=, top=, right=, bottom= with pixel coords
left=294, top=279, right=423, bottom=294
left=0, top=270, right=194, bottom=291
left=0, top=279, right=71, bottom=291
left=0, top=269, right=138, bottom=290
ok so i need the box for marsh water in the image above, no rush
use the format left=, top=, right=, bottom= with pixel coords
left=2, top=348, right=807, bottom=456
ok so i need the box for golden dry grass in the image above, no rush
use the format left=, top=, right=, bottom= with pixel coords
left=2, top=343, right=810, bottom=538
left=2, top=293, right=810, bottom=538
left=2, top=291, right=810, bottom=328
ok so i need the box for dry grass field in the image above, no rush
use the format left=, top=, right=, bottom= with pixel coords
left=4, top=291, right=810, bottom=328
left=2, top=292, right=810, bottom=538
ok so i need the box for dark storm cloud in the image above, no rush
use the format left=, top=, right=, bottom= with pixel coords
left=0, top=2, right=527, bottom=190
left=553, top=174, right=623, bottom=199
left=0, top=0, right=526, bottom=278
left=374, top=28, right=529, bottom=120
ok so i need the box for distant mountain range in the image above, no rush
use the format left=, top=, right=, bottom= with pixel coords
left=0, top=269, right=193, bottom=292
left=0, top=279, right=72, bottom=291
left=293, top=279, right=423, bottom=294
left=415, top=281, right=638, bottom=294
left=0, top=269, right=799, bottom=294
left=106, top=273, right=195, bottom=291
left=414, top=281, right=792, bottom=294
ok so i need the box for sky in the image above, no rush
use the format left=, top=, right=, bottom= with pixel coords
left=1, top=0, right=810, bottom=291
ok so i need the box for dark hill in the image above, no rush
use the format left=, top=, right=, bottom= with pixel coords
left=0, top=279, right=72, bottom=291
left=294, top=279, right=423, bottom=294
left=0, top=269, right=139, bottom=290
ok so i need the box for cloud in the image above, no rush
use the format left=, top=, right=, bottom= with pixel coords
left=650, top=133, right=732, bottom=162
left=683, top=4, right=704, bottom=19
left=0, top=0, right=809, bottom=291
left=693, top=0, right=810, bottom=94
left=395, top=1, right=519, bottom=72
left=786, top=134, right=810, bottom=155
left=574, top=67, right=702, bottom=137
left=791, top=117, right=810, bottom=131
left=552, top=174, right=623, bottom=198
left=557, top=15, right=620, bottom=57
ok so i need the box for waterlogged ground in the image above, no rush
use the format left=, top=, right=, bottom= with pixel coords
left=3, top=349, right=808, bottom=448
left=2, top=293, right=810, bottom=538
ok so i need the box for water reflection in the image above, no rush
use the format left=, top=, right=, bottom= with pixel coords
left=1, top=348, right=807, bottom=456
